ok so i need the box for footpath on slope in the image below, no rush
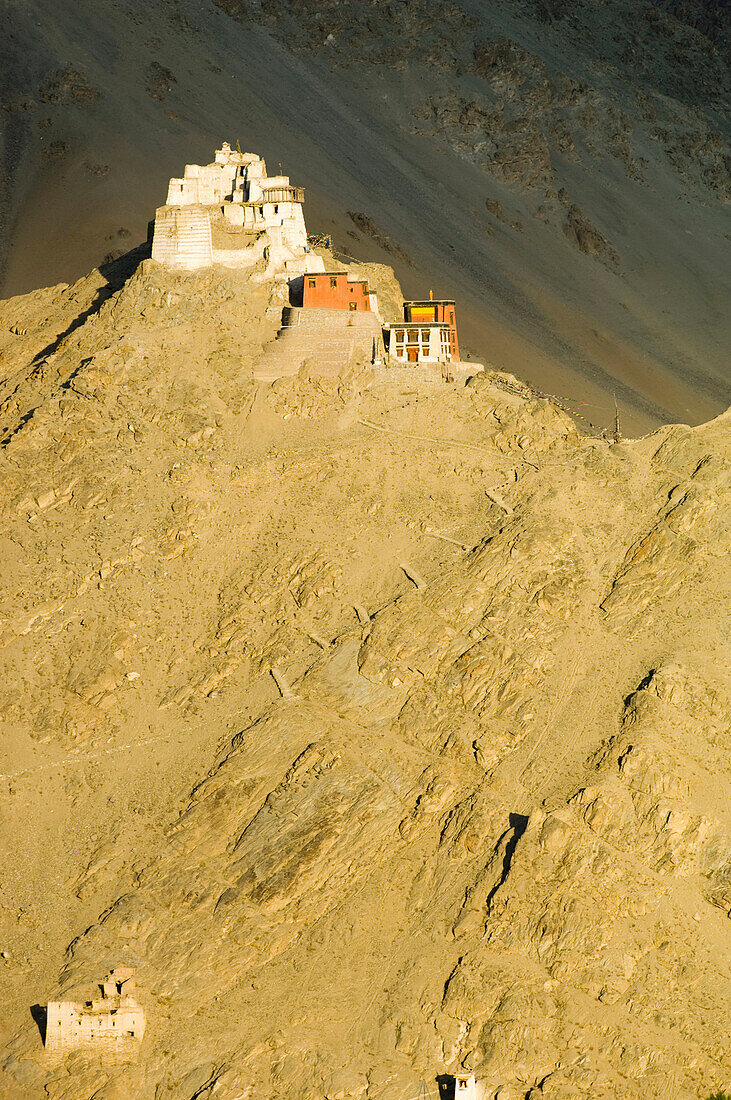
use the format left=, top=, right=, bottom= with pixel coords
left=253, top=307, right=383, bottom=382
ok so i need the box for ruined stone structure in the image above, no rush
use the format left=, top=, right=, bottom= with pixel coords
left=151, top=143, right=325, bottom=279
left=45, top=968, right=146, bottom=1055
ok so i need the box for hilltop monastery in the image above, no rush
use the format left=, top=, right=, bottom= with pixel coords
left=151, top=143, right=466, bottom=374
left=151, top=142, right=324, bottom=278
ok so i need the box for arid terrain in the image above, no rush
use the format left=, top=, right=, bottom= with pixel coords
left=1, top=1, right=730, bottom=1097
left=1, top=0, right=730, bottom=433
left=0, top=247, right=729, bottom=1098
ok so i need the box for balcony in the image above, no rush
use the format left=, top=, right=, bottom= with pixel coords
left=261, top=185, right=305, bottom=204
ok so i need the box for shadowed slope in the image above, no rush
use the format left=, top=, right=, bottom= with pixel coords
left=0, top=0, right=729, bottom=433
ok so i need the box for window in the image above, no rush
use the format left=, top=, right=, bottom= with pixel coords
left=330, top=276, right=338, bottom=289
left=273, top=204, right=278, bottom=213
left=308, top=278, right=316, bottom=288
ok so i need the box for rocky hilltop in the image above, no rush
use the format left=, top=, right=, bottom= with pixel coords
left=0, top=251, right=729, bottom=1099
left=1, top=0, right=730, bottom=433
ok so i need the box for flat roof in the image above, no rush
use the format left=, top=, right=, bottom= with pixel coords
left=386, top=321, right=450, bottom=329
left=306, top=271, right=369, bottom=286
left=404, top=299, right=456, bottom=307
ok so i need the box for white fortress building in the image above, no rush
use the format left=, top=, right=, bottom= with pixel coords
left=151, top=142, right=325, bottom=279
left=45, top=967, right=146, bottom=1055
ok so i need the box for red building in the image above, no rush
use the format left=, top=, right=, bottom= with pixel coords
left=303, top=270, right=373, bottom=311
left=403, top=296, right=459, bottom=361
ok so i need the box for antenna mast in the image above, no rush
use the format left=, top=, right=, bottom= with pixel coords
left=613, top=395, right=621, bottom=443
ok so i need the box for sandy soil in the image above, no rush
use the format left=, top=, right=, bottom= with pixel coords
left=0, top=253, right=728, bottom=1099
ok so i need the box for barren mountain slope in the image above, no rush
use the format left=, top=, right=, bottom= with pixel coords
left=0, top=257, right=729, bottom=1099
left=1, top=0, right=730, bottom=433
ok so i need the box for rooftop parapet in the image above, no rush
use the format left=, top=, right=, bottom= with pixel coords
left=214, top=141, right=262, bottom=166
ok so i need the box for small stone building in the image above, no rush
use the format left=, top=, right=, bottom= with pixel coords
left=45, top=967, right=146, bottom=1055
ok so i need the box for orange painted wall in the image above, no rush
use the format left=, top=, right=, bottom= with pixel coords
left=303, top=272, right=371, bottom=310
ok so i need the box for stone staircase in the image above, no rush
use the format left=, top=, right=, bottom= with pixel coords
left=253, top=307, right=383, bottom=382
